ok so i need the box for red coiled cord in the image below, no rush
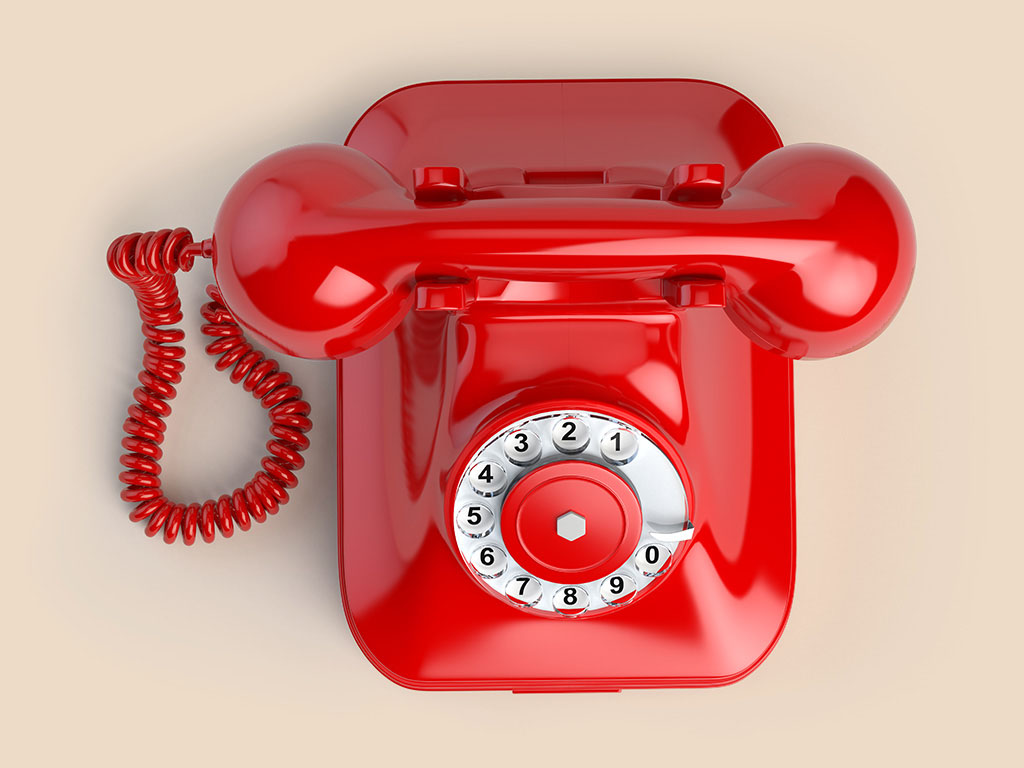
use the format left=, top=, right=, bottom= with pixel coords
left=107, top=228, right=312, bottom=544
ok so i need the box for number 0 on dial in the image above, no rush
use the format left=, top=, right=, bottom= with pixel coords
left=634, top=543, right=672, bottom=577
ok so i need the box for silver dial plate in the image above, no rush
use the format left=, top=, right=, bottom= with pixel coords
left=452, top=410, right=692, bottom=616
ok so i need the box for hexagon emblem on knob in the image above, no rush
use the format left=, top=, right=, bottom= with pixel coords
left=556, top=511, right=586, bottom=542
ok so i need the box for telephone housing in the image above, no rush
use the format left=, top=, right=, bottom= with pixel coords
left=109, top=79, right=914, bottom=691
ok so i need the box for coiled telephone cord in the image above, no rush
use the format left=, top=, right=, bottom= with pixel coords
left=107, top=228, right=312, bottom=544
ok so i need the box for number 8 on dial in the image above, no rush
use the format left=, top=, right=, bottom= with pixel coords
left=553, top=585, right=589, bottom=615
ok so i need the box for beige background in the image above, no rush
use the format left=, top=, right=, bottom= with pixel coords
left=2, top=0, right=1021, bottom=764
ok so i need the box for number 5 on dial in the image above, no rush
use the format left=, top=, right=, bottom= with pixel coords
left=456, top=503, right=494, bottom=537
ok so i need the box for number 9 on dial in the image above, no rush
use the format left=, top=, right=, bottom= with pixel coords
left=600, top=574, right=637, bottom=606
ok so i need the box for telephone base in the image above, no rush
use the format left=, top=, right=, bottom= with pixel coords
left=336, top=79, right=795, bottom=691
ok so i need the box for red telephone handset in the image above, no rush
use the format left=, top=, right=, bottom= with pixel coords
left=109, top=80, right=913, bottom=690
left=213, top=141, right=910, bottom=361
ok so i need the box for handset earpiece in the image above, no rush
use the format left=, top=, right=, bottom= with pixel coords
left=720, top=144, right=915, bottom=359
left=212, top=144, right=419, bottom=359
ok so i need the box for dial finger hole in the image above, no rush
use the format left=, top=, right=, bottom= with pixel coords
left=600, top=574, right=638, bottom=606
left=634, top=543, right=672, bottom=577
left=552, top=585, right=589, bottom=616
left=456, top=503, right=494, bottom=538
left=600, top=427, right=639, bottom=465
left=552, top=417, right=589, bottom=453
left=503, top=429, right=542, bottom=465
left=471, top=545, right=507, bottom=579
left=469, top=461, right=507, bottom=496
left=504, top=575, right=543, bottom=607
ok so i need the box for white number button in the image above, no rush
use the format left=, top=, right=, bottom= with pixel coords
left=471, top=545, right=507, bottom=579
left=600, top=574, right=638, bottom=606
left=552, top=417, right=590, bottom=453
left=552, top=585, right=589, bottom=616
left=600, top=428, right=639, bottom=465
left=469, top=461, right=507, bottom=496
left=456, top=503, right=494, bottom=537
left=504, top=576, right=543, bottom=607
left=634, top=543, right=672, bottom=577
left=503, top=429, right=542, bottom=465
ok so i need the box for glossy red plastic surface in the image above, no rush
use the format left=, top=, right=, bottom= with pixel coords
left=107, top=230, right=312, bottom=544
left=206, top=79, right=912, bottom=690
left=500, top=461, right=642, bottom=585
left=339, top=307, right=793, bottom=690
left=212, top=82, right=913, bottom=363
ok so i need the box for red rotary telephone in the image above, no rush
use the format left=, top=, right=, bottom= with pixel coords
left=109, top=79, right=914, bottom=691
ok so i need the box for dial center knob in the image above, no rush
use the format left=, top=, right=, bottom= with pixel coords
left=500, top=461, right=642, bottom=584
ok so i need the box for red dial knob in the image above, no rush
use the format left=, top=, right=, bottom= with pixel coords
left=500, top=462, right=642, bottom=585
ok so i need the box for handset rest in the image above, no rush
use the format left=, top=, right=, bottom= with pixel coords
left=212, top=143, right=914, bottom=359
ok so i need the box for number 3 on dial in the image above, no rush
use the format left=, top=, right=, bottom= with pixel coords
left=503, top=429, right=541, bottom=465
